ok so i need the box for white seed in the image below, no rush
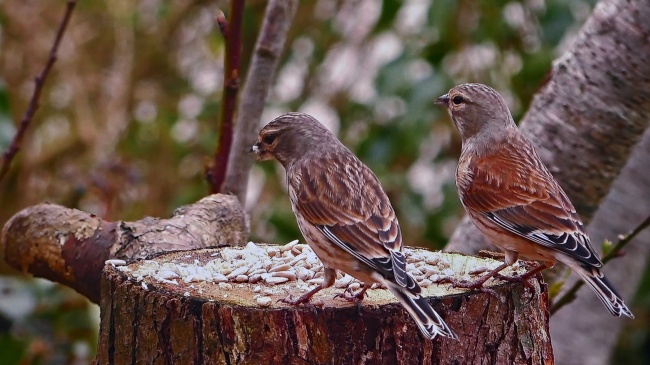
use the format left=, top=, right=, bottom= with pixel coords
left=256, top=296, right=272, bottom=307
left=265, top=277, right=289, bottom=285
left=250, top=268, right=267, bottom=275
left=425, top=256, right=440, bottom=265
left=281, top=240, right=299, bottom=252
left=307, top=278, right=324, bottom=285
left=295, top=244, right=309, bottom=252
left=413, top=275, right=426, bottom=282
left=227, top=266, right=250, bottom=279
left=429, top=274, right=446, bottom=283
left=158, top=278, right=178, bottom=285
left=213, top=273, right=228, bottom=283
left=348, top=282, right=361, bottom=291
left=263, top=289, right=274, bottom=296
left=269, top=264, right=291, bottom=273
left=249, top=274, right=262, bottom=284
left=235, top=275, right=249, bottom=282
left=295, top=267, right=313, bottom=281
left=335, top=275, right=353, bottom=288
left=253, top=286, right=262, bottom=293
left=105, top=259, right=127, bottom=267
left=420, top=279, right=433, bottom=288
left=288, top=253, right=307, bottom=266
left=272, top=271, right=297, bottom=280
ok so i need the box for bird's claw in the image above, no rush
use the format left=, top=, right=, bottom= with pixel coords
left=494, top=273, right=535, bottom=289
left=334, top=287, right=366, bottom=303
left=442, top=276, right=504, bottom=302
left=279, top=294, right=312, bottom=306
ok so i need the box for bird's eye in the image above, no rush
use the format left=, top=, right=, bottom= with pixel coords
left=452, top=95, right=464, bottom=105
left=262, top=134, right=276, bottom=144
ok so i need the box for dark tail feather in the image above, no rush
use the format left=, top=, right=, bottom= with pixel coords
left=577, top=267, right=634, bottom=318
left=384, top=280, right=457, bottom=339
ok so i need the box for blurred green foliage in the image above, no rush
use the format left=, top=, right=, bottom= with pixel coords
left=0, top=0, right=645, bottom=363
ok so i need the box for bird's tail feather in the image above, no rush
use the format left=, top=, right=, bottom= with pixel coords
left=574, top=265, right=634, bottom=318
left=383, top=279, right=457, bottom=340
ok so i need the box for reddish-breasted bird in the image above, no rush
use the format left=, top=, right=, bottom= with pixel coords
left=251, top=112, right=457, bottom=339
left=437, top=83, right=633, bottom=318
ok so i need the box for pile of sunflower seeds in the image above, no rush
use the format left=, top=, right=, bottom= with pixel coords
left=112, top=241, right=487, bottom=307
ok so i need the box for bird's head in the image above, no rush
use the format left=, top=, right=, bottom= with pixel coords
left=251, top=112, right=337, bottom=167
left=436, top=83, right=516, bottom=142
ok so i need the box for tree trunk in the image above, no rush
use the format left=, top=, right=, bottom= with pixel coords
left=550, top=129, right=650, bottom=364
left=96, top=246, right=553, bottom=365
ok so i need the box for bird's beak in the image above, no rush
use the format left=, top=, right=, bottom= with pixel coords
left=435, top=93, right=450, bottom=106
left=250, top=143, right=260, bottom=154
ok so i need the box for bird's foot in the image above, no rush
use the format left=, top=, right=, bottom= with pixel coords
left=441, top=276, right=501, bottom=300
left=279, top=286, right=322, bottom=306
left=334, top=286, right=368, bottom=315
left=493, top=273, right=536, bottom=289
left=334, top=286, right=367, bottom=303
left=494, top=262, right=548, bottom=289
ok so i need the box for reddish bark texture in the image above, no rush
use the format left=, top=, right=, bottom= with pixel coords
left=96, top=249, right=553, bottom=365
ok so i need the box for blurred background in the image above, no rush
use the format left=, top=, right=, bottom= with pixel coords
left=0, top=0, right=647, bottom=363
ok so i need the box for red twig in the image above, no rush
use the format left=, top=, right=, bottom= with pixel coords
left=0, top=0, right=78, bottom=183
left=207, top=1, right=245, bottom=194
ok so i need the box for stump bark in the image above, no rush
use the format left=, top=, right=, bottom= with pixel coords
left=96, top=246, right=553, bottom=364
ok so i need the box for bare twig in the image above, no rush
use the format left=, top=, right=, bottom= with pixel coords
left=207, top=1, right=245, bottom=194
left=0, top=0, right=77, bottom=183
left=550, top=214, right=650, bottom=314
left=222, top=0, right=299, bottom=202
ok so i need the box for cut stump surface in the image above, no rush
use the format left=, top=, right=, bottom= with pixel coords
left=97, top=244, right=553, bottom=365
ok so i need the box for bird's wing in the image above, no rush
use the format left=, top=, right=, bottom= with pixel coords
left=459, top=135, right=603, bottom=268
left=291, top=152, right=411, bottom=288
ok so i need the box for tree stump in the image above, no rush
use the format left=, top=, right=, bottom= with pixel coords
left=96, top=244, right=553, bottom=364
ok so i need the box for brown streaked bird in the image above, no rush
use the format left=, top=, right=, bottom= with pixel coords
left=251, top=112, right=457, bottom=339
left=437, top=83, right=633, bottom=318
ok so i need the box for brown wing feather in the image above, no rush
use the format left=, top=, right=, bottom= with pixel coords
left=291, top=150, right=409, bottom=285
left=459, top=133, right=602, bottom=267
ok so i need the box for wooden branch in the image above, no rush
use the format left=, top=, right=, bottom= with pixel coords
left=96, top=247, right=553, bottom=364
left=550, top=128, right=650, bottom=364
left=222, top=0, right=299, bottom=202
left=0, top=0, right=77, bottom=183
left=208, top=1, right=246, bottom=194
left=0, top=194, right=247, bottom=304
